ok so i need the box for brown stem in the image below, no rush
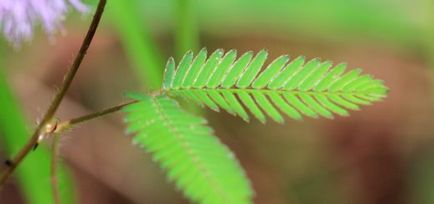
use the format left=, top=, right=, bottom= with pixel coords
left=69, top=100, right=137, bottom=126
left=55, top=100, right=138, bottom=133
left=0, top=0, right=107, bottom=188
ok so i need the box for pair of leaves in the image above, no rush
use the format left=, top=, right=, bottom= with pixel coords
left=163, top=49, right=387, bottom=123
left=124, top=49, right=388, bottom=204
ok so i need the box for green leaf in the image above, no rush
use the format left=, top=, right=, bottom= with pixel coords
left=284, top=58, right=320, bottom=90
left=252, top=92, right=283, bottom=123
left=123, top=95, right=253, bottom=204
left=164, top=49, right=388, bottom=122
left=182, top=48, right=208, bottom=87
left=252, top=55, right=289, bottom=89
left=237, top=50, right=268, bottom=88
left=238, top=92, right=266, bottom=123
left=172, top=51, right=194, bottom=88
left=194, top=49, right=225, bottom=87
left=221, top=90, right=249, bottom=122
left=268, top=56, right=305, bottom=89
left=207, top=90, right=235, bottom=115
left=222, top=51, right=254, bottom=88
left=162, top=58, right=176, bottom=89
left=208, top=50, right=237, bottom=88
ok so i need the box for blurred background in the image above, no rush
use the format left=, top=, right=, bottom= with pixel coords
left=1, top=0, right=434, bottom=203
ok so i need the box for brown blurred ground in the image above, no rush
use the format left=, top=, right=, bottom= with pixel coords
left=1, top=21, right=434, bottom=204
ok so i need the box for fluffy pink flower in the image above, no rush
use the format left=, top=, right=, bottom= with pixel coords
left=0, top=0, right=88, bottom=47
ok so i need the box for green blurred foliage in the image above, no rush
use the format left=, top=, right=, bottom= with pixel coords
left=136, top=0, right=430, bottom=50
left=174, top=0, right=199, bottom=59
left=409, top=146, right=434, bottom=204
left=1, top=0, right=434, bottom=203
left=107, top=0, right=164, bottom=89
left=0, top=47, right=75, bottom=204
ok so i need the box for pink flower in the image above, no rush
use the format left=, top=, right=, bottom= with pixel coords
left=0, top=0, right=88, bottom=47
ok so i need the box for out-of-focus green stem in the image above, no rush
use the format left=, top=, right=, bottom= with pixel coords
left=0, top=59, right=75, bottom=204
left=174, top=0, right=199, bottom=59
left=428, top=4, right=434, bottom=69
left=50, top=133, right=61, bottom=204
left=109, top=0, right=164, bottom=89
left=173, top=0, right=202, bottom=114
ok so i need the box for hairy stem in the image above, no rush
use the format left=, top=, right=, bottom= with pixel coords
left=51, top=133, right=61, bottom=204
left=56, top=100, right=138, bottom=133
left=0, top=0, right=107, bottom=188
left=70, top=100, right=137, bottom=126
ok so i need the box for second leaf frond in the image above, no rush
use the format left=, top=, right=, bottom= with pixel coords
left=162, top=48, right=388, bottom=123
left=123, top=94, right=253, bottom=204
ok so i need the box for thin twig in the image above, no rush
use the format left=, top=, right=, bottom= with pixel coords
left=49, top=100, right=137, bottom=203
left=56, top=100, right=138, bottom=133
left=0, top=0, right=107, bottom=188
left=51, top=133, right=62, bottom=204
left=70, top=100, right=137, bottom=126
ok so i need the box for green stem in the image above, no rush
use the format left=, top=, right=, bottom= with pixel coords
left=50, top=133, right=61, bottom=204
left=175, top=0, right=199, bottom=59
left=109, top=0, right=164, bottom=89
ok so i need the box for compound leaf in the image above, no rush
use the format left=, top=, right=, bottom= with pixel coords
left=123, top=94, right=253, bottom=204
left=163, top=49, right=388, bottom=123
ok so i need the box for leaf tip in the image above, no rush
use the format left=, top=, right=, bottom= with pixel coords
left=294, top=116, right=303, bottom=121
left=215, top=48, right=224, bottom=55
left=257, top=117, right=266, bottom=124
left=199, top=47, right=207, bottom=53
left=168, top=56, right=175, bottom=61
left=241, top=115, right=250, bottom=123
left=324, top=114, right=334, bottom=120
left=257, top=49, right=269, bottom=57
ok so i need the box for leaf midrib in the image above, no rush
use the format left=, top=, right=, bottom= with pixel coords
left=166, top=87, right=382, bottom=96
left=151, top=97, right=231, bottom=202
